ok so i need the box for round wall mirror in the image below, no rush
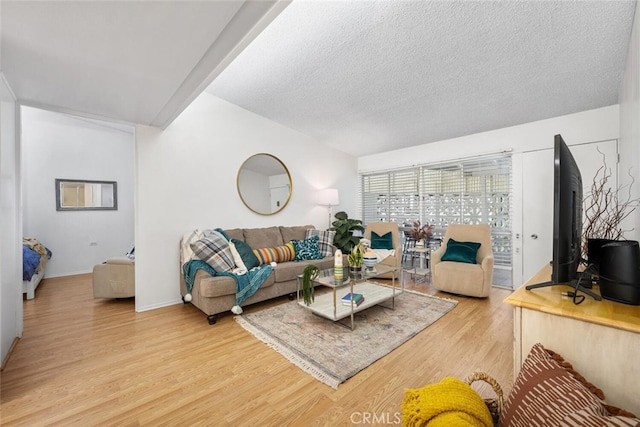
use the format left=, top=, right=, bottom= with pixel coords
left=237, top=153, right=292, bottom=215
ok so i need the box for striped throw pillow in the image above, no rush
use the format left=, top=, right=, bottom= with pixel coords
left=253, top=242, right=295, bottom=265
left=500, top=343, right=640, bottom=426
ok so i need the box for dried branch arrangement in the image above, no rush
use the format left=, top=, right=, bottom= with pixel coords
left=582, top=149, right=640, bottom=256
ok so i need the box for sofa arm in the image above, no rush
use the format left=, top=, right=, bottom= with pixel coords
left=430, top=246, right=445, bottom=266
left=106, top=256, right=134, bottom=266
left=93, top=257, right=135, bottom=298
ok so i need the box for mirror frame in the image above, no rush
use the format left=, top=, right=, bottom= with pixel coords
left=236, top=153, right=292, bottom=215
left=55, top=178, right=118, bottom=211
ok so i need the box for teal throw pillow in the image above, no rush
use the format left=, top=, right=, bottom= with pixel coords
left=305, top=229, right=336, bottom=258
left=441, top=238, right=481, bottom=264
left=371, top=231, right=394, bottom=250
left=215, top=228, right=230, bottom=241
left=231, top=238, right=260, bottom=270
left=291, top=235, right=323, bottom=261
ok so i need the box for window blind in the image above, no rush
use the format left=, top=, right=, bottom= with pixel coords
left=360, top=154, right=512, bottom=266
left=362, top=169, right=420, bottom=226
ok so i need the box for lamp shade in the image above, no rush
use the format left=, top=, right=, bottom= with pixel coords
left=318, top=188, right=339, bottom=206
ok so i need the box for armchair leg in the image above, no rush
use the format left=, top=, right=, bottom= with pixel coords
left=207, top=314, right=217, bottom=325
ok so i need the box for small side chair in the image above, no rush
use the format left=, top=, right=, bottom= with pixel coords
left=431, top=224, right=494, bottom=297
left=364, top=222, right=402, bottom=278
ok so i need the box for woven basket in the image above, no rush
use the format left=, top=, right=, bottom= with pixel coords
left=464, top=372, right=504, bottom=426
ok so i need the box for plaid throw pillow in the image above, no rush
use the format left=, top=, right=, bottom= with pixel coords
left=190, top=229, right=235, bottom=272
left=305, top=229, right=336, bottom=258
left=291, top=235, right=323, bottom=261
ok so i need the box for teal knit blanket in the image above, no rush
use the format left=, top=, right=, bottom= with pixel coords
left=182, top=260, right=273, bottom=307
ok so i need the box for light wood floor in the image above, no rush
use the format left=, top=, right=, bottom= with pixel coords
left=1, top=273, right=514, bottom=426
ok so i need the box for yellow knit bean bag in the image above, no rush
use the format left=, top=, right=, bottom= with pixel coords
left=401, top=377, right=493, bottom=427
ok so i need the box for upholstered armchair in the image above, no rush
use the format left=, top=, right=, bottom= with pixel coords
left=431, top=224, right=494, bottom=297
left=93, top=257, right=135, bottom=298
left=363, top=222, right=402, bottom=279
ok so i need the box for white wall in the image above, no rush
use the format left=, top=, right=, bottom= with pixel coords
left=0, top=73, right=22, bottom=365
left=135, top=93, right=357, bottom=312
left=619, top=1, right=640, bottom=243
left=21, top=107, right=135, bottom=277
left=358, top=106, right=620, bottom=173
left=359, top=106, right=621, bottom=286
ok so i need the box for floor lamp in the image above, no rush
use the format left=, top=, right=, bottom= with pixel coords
left=318, top=188, right=339, bottom=230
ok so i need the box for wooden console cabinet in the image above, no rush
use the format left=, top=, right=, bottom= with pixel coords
left=504, top=264, right=640, bottom=415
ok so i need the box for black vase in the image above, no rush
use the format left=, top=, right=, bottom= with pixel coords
left=599, top=240, right=640, bottom=305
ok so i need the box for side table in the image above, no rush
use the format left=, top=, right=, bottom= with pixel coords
left=406, top=246, right=430, bottom=282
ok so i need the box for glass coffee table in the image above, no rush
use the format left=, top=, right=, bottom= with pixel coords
left=296, top=264, right=401, bottom=330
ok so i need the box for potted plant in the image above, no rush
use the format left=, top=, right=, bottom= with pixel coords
left=331, top=211, right=365, bottom=254
left=410, top=220, right=434, bottom=245
left=347, top=243, right=364, bottom=274
left=583, top=154, right=640, bottom=265
left=301, top=265, right=319, bottom=306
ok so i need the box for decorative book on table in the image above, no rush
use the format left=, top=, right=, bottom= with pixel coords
left=341, top=293, right=364, bottom=306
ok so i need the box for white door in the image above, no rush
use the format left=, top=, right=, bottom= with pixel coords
left=270, top=185, right=290, bottom=212
left=521, top=140, right=618, bottom=284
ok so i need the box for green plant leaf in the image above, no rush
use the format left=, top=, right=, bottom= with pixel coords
left=301, top=265, right=319, bottom=306
left=330, top=211, right=364, bottom=254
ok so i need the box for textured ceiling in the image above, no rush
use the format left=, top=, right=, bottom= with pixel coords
left=1, top=0, right=285, bottom=127
left=207, top=0, right=637, bottom=157
left=2, top=1, right=636, bottom=156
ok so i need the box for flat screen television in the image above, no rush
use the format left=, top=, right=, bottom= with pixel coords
left=526, top=134, right=601, bottom=300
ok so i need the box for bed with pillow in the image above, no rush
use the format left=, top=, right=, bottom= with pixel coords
left=180, top=225, right=338, bottom=324
left=22, top=237, right=52, bottom=299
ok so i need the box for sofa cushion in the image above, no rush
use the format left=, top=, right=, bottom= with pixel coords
left=500, top=343, right=640, bottom=426
left=190, top=230, right=235, bottom=272
left=306, top=229, right=336, bottom=258
left=432, top=261, right=485, bottom=296
left=371, top=231, right=394, bottom=250
left=441, top=238, right=481, bottom=264
left=231, top=238, right=259, bottom=270
left=253, top=243, right=295, bottom=265
left=272, top=257, right=336, bottom=282
left=291, top=235, right=323, bottom=261
left=225, top=228, right=245, bottom=242
left=244, top=226, right=284, bottom=249
left=196, top=270, right=275, bottom=298
left=280, top=225, right=314, bottom=243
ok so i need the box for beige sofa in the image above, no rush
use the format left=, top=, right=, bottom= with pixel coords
left=180, top=225, right=337, bottom=324
left=93, top=257, right=135, bottom=298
